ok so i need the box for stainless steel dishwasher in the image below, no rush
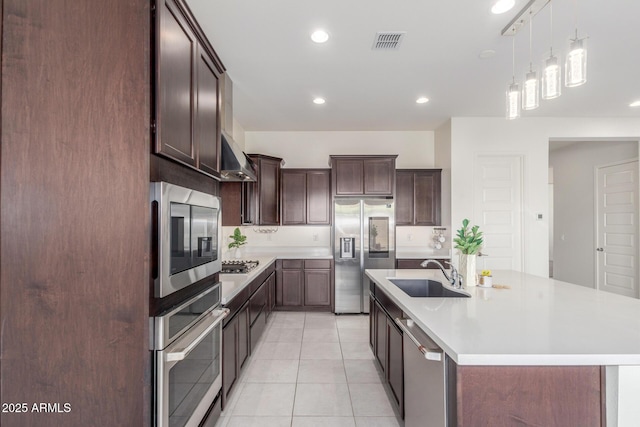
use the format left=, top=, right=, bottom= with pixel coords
left=395, top=318, right=448, bottom=427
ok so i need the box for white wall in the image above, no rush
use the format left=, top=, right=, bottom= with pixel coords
left=549, top=141, right=638, bottom=288
left=450, top=117, right=640, bottom=277
left=221, top=225, right=331, bottom=257
left=244, top=131, right=434, bottom=168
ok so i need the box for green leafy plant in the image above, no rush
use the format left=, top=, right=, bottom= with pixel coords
left=453, top=219, right=483, bottom=255
left=228, top=227, right=247, bottom=250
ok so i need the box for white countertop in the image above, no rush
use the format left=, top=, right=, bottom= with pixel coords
left=366, top=268, right=640, bottom=366
left=220, top=256, right=276, bottom=305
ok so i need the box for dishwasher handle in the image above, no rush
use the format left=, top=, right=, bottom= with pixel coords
left=395, top=318, right=443, bottom=361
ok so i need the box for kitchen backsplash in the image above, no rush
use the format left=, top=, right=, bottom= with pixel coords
left=222, top=225, right=448, bottom=257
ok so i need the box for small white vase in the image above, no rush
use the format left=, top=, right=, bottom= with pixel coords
left=234, top=247, right=242, bottom=259
left=459, top=254, right=477, bottom=287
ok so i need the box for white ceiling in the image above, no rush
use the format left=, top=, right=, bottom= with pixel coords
left=186, top=0, right=640, bottom=131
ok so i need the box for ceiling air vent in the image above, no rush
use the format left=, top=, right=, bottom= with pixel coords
left=372, top=32, right=406, bottom=50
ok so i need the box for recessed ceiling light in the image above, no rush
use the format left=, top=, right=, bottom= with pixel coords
left=491, top=0, right=515, bottom=14
left=630, top=100, right=640, bottom=107
left=313, top=97, right=326, bottom=105
left=416, top=97, right=430, bottom=104
left=478, top=49, right=496, bottom=59
left=310, top=30, right=329, bottom=43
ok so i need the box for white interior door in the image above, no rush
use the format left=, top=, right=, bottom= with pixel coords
left=596, top=160, right=638, bottom=298
left=473, top=155, right=523, bottom=272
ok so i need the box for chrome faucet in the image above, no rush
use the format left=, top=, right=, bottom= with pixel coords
left=420, top=259, right=463, bottom=289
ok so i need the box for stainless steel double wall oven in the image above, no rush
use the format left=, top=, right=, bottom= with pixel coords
left=150, top=182, right=227, bottom=427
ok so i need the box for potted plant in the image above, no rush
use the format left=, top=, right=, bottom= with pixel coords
left=228, top=227, right=247, bottom=259
left=453, top=219, right=483, bottom=287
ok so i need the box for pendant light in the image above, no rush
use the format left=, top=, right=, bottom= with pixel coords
left=541, top=1, right=561, bottom=99
left=522, top=11, right=539, bottom=110
left=506, top=35, right=521, bottom=120
left=565, top=0, right=587, bottom=87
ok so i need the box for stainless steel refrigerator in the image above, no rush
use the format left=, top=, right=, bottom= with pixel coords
left=334, top=198, right=395, bottom=313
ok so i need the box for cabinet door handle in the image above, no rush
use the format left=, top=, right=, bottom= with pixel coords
left=394, top=318, right=443, bottom=361
left=596, top=248, right=604, bottom=252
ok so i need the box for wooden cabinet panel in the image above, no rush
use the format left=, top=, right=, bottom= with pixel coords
left=304, top=269, right=331, bottom=306
left=369, top=296, right=375, bottom=350
left=414, top=171, right=441, bottom=225
left=258, top=158, right=280, bottom=225
left=387, top=319, right=404, bottom=415
left=332, top=156, right=397, bottom=196
left=304, top=259, right=331, bottom=269
left=249, top=282, right=267, bottom=325
left=306, top=170, right=331, bottom=224
left=195, top=48, right=220, bottom=176
left=243, top=155, right=282, bottom=225
left=395, top=171, right=414, bottom=226
left=364, top=158, right=395, bottom=195
left=222, top=316, right=237, bottom=402
left=282, top=259, right=304, bottom=269
left=250, top=311, right=267, bottom=352
left=455, top=365, right=604, bottom=427
left=395, top=169, right=441, bottom=226
left=374, top=301, right=387, bottom=373
left=280, top=269, right=304, bottom=307
left=237, top=304, right=249, bottom=369
left=268, top=272, right=276, bottom=315
left=281, top=170, right=307, bottom=225
left=155, top=0, right=223, bottom=178
left=157, top=0, right=196, bottom=166
left=334, top=159, right=364, bottom=195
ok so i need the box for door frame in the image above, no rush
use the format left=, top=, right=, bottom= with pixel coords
left=593, top=158, right=639, bottom=298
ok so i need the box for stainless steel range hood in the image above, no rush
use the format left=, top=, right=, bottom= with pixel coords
left=219, top=73, right=257, bottom=182
left=220, top=131, right=257, bottom=182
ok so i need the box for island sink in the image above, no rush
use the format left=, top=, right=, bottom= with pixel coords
left=387, top=278, right=470, bottom=298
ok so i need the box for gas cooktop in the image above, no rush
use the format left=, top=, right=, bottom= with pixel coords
left=221, top=260, right=259, bottom=274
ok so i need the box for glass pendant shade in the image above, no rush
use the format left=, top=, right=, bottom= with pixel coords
left=541, top=55, right=562, bottom=99
left=506, top=82, right=521, bottom=120
left=565, top=38, right=587, bottom=87
left=522, top=71, right=539, bottom=110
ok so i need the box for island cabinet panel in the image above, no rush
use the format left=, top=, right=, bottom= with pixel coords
left=396, top=169, right=441, bottom=226
left=452, top=365, right=604, bottom=427
left=155, top=0, right=223, bottom=178
left=331, top=156, right=397, bottom=196
left=276, top=259, right=334, bottom=311
left=370, top=282, right=405, bottom=417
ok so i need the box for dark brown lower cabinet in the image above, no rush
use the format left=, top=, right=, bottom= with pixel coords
left=222, top=263, right=275, bottom=408
left=370, top=283, right=403, bottom=417
left=276, top=259, right=333, bottom=311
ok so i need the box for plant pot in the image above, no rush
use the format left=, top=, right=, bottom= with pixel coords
left=459, top=254, right=477, bottom=287
left=234, top=247, right=242, bottom=259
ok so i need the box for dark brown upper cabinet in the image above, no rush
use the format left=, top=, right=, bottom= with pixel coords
left=155, top=0, right=223, bottom=178
left=242, top=155, right=282, bottom=225
left=281, top=169, right=331, bottom=225
left=396, top=169, right=441, bottom=226
left=331, top=155, right=397, bottom=196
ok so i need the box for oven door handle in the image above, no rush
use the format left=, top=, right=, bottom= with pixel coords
left=165, top=308, right=229, bottom=362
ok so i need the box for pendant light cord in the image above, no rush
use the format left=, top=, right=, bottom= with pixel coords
left=549, top=1, right=554, bottom=55
left=529, top=11, right=534, bottom=70
left=512, top=32, right=516, bottom=83
left=574, top=0, right=579, bottom=39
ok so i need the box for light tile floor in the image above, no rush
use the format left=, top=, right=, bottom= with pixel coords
left=215, top=312, right=401, bottom=427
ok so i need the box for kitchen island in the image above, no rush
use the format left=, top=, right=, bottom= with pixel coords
left=366, top=268, right=640, bottom=426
